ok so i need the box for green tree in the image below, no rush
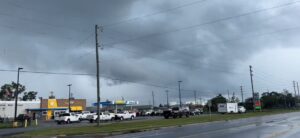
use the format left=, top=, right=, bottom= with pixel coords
left=22, top=91, right=38, bottom=101
left=244, top=97, right=253, bottom=110
left=207, top=94, right=227, bottom=111
left=0, top=82, right=25, bottom=101
left=230, top=95, right=240, bottom=103
left=261, top=90, right=296, bottom=109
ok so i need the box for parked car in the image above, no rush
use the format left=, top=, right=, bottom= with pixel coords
left=16, top=114, right=31, bottom=122
left=77, top=111, right=93, bottom=121
left=145, top=110, right=153, bottom=116
left=238, top=106, right=246, bottom=113
left=87, top=112, right=115, bottom=123
left=115, top=111, right=136, bottom=120
left=155, top=109, right=164, bottom=116
left=55, top=113, right=80, bottom=124
left=163, top=106, right=190, bottom=119
left=190, top=108, right=203, bottom=115
left=54, top=110, right=66, bottom=120
left=136, top=111, right=146, bottom=116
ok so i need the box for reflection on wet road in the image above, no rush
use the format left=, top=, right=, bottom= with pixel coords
left=110, top=112, right=300, bottom=138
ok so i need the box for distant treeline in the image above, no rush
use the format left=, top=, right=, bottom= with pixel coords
left=206, top=89, right=298, bottom=111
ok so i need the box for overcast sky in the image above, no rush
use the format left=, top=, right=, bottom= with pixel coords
left=0, top=0, right=300, bottom=106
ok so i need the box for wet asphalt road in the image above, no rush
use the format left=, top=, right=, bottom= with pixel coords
left=110, top=112, right=300, bottom=138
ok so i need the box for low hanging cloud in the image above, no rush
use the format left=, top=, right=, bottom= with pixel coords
left=0, top=0, right=300, bottom=103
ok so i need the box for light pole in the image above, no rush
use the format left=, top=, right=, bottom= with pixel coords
left=166, top=90, right=169, bottom=108
left=14, top=67, right=23, bottom=121
left=67, top=84, right=72, bottom=112
left=249, top=65, right=255, bottom=111
left=178, top=81, right=182, bottom=107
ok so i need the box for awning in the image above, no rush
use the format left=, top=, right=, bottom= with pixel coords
left=26, top=108, right=68, bottom=111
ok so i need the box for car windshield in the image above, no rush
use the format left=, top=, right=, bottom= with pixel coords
left=60, top=113, right=70, bottom=116
left=172, top=107, right=179, bottom=110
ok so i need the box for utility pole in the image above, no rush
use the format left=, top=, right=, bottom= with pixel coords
left=240, top=86, right=244, bottom=103
left=297, top=82, right=300, bottom=97
left=232, top=91, right=235, bottom=102
left=165, top=90, right=169, bottom=108
left=95, top=24, right=102, bottom=127
left=194, top=90, right=197, bottom=105
left=67, top=84, right=72, bottom=112
left=14, top=67, right=23, bottom=121
left=178, top=81, right=182, bottom=107
left=152, top=91, right=155, bottom=109
left=199, top=96, right=202, bottom=105
left=293, top=81, right=297, bottom=97
left=249, top=65, right=255, bottom=112
left=227, top=89, right=230, bottom=102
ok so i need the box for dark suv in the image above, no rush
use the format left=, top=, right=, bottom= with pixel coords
left=163, top=107, right=190, bottom=119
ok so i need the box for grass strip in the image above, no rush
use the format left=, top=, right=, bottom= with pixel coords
left=18, top=109, right=300, bottom=137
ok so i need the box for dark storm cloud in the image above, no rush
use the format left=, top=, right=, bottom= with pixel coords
left=1, top=0, right=300, bottom=101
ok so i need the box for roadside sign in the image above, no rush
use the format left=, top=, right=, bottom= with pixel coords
left=255, top=101, right=261, bottom=110
left=208, top=100, right=212, bottom=119
left=208, top=100, right=212, bottom=107
left=254, top=92, right=262, bottom=110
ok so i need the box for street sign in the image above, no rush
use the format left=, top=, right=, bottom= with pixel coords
left=255, top=101, right=261, bottom=110
left=254, top=92, right=262, bottom=110
left=208, top=100, right=212, bottom=107
left=208, top=100, right=212, bottom=119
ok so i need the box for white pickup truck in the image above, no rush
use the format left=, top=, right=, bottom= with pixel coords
left=77, top=111, right=93, bottom=121
left=115, top=111, right=136, bottom=120
left=55, top=113, right=80, bottom=124
left=87, top=112, right=115, bottom=123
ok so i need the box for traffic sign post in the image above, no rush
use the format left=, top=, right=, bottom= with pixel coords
left=208, top=100, right=212, bottom=119
left=254, top=93, right=262, bottom=111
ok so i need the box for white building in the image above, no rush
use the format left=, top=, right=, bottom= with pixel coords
left=0, top=100, right=40, bottom=118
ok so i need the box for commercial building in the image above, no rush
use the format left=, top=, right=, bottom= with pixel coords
left=89, top=100, right=139, bottom=113
left=38, top=98, right=86, bottom=120
left=0, top=100, right=40, bottom=118
left=0, top=98, right=86, bottom=120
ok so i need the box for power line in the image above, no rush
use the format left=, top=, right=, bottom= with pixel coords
left=0, top=68, right=231, bottom=98
left=68, top=3, right=300, bottom=71
left=0, top=69, right=178, bottom=90
left=101, top=10, right=284, bottom=55
left=0, top=0, right=209, bottom=52
left=0, top=10, right=89, bottom=34
left=98, top=8, right=283, bottom=56
left=72, top=24, right=300, bottom=76
left=103, top=0, right=209, bottom=27
left=3, top=0, right=208, bottom=30
left=103, top=1, right=300, bottom=47
left=254, top=74, right=291, bottom=87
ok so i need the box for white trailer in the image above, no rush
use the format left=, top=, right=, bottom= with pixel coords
left=218, top=103, right=238, bottom=114
left=0, top=101, right=40, bottom=118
